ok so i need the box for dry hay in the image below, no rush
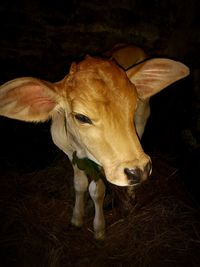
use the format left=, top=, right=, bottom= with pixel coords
left=0, top=154, right=200, bottom=267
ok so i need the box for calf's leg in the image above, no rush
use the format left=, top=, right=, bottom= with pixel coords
left=71, top=165, right=88, bottom=227
left=89, top=179, right=106, bottom=240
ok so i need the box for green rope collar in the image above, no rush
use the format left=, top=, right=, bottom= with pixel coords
left=72, top=151, right=106, bottom=182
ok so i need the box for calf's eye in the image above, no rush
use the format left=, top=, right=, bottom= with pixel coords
left=74, top=113, right=92, bottom=124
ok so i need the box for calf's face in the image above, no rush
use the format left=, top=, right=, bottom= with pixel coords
left=0, top=56, right=189, bottom=187
left=63, top=58, right=151, bottom=186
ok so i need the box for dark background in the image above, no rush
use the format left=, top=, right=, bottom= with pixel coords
left=0, top=0, right=199, bottom=201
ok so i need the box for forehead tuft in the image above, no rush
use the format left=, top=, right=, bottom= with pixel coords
left=77, top=56, right=121, bottom=76
left=68, top=56, right=137, bottom=103
left=75, top=57, right=130, bottom=87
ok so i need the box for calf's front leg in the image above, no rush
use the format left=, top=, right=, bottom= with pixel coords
left=71, top=165, right=88, bottom=227
left=89, top=179, right=106, bottom=240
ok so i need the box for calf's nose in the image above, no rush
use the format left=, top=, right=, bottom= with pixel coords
left=124, top=167, right=141, bottom=185
left=124, top=161, right=152, bottom=186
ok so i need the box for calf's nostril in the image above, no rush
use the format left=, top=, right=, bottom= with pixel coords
left=124, top=168, right=141, bottom=184
left=124, top=161, right=152, bottom=185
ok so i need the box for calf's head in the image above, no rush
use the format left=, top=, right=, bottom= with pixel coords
left=0, top=56, right=189, bottom=186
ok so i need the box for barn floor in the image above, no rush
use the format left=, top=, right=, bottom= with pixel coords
left=0, top=152, right=199, bottom=267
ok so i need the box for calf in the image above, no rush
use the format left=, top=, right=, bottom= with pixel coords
left=0, top=56, right=189, bottom=239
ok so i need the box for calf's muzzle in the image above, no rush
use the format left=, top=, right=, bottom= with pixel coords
left=124, top=161, right=152, bottom=185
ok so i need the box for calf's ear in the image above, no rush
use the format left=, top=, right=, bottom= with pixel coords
left=126, top=58, right=190, bottom=99
left=0, top=77, right=58, bottom=122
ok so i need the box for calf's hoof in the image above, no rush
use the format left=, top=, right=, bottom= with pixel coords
left=71, top=215, right=83, bottom=228
left=94, top=229, right=105, bottom=240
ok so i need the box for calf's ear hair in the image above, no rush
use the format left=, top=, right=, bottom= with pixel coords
left=126, top=58, right=190, bottom=99
left=0, top=77, right=58, bottom=122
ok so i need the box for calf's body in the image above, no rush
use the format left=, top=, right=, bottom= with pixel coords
left=0, top=55, right=189, bottom=239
